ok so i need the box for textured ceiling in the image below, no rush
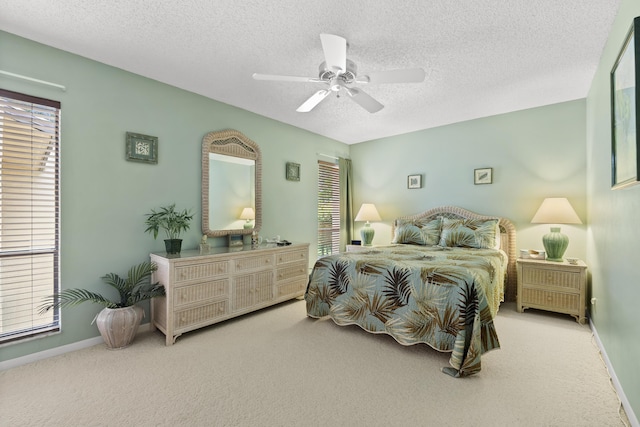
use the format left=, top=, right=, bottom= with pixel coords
left=0, top=0, right=620, bottom=144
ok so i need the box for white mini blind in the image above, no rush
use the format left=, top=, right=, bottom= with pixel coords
left=0, top=89, right=61, bottom=343
left=317, top=160, right=340, bottom=257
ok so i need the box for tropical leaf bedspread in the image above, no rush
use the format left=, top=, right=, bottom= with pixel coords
left=305, top=244, right=508, bottom=377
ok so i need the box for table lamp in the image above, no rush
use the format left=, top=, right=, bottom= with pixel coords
left=354, top=203, right=382, bottom=246
left=530, top=198, right=581, bottom=261
left=239, top=207, right=255, bottom=229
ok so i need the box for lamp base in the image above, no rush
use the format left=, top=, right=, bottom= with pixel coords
left=361, top=223, right=375, bottom=246
left=542, top=227, right=569, bottom=262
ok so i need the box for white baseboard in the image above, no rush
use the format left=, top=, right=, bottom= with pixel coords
left=590, top=319, right=639, bottom=427
left=0, top=323, right=152, bottom=372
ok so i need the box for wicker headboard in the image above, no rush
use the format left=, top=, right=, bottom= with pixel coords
left=392, top=206, right=517, bottom=302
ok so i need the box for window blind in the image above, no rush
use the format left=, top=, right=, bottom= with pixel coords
left=0, top=89, right=61, bottom=343
left=317, top=160, right=340, bottom=257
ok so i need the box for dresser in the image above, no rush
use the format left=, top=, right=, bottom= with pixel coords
left=150, top=243, right=309, bottom=345
left=516, top=258, right=587, bottom=324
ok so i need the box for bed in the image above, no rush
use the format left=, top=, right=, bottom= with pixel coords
left=305, top=206, right=516, bottom=377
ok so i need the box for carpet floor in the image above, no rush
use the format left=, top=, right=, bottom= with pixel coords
left=0, top=300, right=630, bottom=426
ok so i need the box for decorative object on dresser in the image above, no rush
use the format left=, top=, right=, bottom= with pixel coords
left=39, top=261, right=165, bottom=349
left=516, top=258, right=587, bottom=324
left=407, top=174, right=422, bottom=189
left=474, top=167, right=493, bottom=184
left=354, top=203, right=381, bottom=246
left=239, top=207, right=255, bottom=229
left=125, top=132, right=158, bottom=164
left=530, top=197, right=582, bottom=261
left=228, top=234, right=243, bottom=247
left=144, top=203, right=194, bottom=254
left=150, top=243, right=309, bottom=345
left=611, top=16, right=640, bottom=190
left=306, top=206, right=517, bottom=377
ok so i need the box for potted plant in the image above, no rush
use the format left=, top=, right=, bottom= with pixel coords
left=144, top=203, right=194, bottom=254
left=39, top=261, right=164, bottom=349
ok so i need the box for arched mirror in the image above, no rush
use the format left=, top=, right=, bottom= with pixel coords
left=202, top=129, right=261, bottom=237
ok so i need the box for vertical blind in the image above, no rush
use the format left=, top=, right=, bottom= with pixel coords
left=317, top=160, right=340, bottom=257
left=0, top=89, right=61, bottom=343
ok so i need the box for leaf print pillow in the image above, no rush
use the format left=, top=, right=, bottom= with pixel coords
left=392, top=218, right=441, bottom=246
left=438, top=217, right=499, bottom=249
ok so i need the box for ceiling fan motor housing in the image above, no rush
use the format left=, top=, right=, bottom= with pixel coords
left=318, top=59, right=357, bottom=83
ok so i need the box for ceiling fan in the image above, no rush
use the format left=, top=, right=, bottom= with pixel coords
left=252, top=34, right=426, bottom=113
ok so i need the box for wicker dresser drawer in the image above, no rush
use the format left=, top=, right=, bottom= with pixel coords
left=174, top=300, right=229, bottom=330
left=516, top=258, right=587, bottom=324
left=277, top=248, right=308, bottom=265
left=234, top=254, right=273, bottom=272
left=173, top=279, right=229, bottom=308
left=277, top=262, right=308, bottom=282
left=174, top=260, right=229, bottom=283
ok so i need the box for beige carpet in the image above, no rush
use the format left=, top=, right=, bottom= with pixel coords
left=0, top=301, right=629, bottom=426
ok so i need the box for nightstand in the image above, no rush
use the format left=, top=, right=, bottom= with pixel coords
left=516, top=258, right=587, bottom=324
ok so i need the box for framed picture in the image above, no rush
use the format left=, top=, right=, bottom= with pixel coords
left=126, top=132, right=158, bottom=164
left=611, top=17, right=640, bottom=190
left=407, top=174, right=422, bottom=189
left=286, top=162, right=300, bottom=181
left=474, top=167, right=493, bottom=185
left=228, top=234, right=243, bottom=247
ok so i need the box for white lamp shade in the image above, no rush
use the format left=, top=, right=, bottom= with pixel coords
left=531, top=198, right=582, bottom=224
left=239, top=207, right=255, bottom=220
left=354, top=203, right=382, bottom=222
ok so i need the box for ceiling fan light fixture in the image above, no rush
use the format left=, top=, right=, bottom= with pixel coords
left=254, top=33, right=425, bottom=113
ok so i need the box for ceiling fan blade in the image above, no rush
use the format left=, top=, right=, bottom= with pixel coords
left=296, top=90, right=331, bottom=112
left=345, top=87, right=384, bottom=113
left=320, top=34, right=347, bottom=73
left=356, top=68, right=426, bottom=84
left=252, top=73, right=322, bottom=83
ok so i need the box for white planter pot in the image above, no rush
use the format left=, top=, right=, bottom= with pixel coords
left=95, top=305, right=144, bottom=349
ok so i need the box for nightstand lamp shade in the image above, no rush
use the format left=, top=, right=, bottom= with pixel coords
left=531, top=198, right=582, bottom=262
left=240, top=207, right=255, bottom=229
left=354, top=203, right=382, bottom=246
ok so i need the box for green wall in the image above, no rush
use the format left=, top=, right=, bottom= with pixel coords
left=586, top=0, right=640, bottom=420
left=350, top=100, right=588, bottom=260
left=0, top=31, right=348, bottom=361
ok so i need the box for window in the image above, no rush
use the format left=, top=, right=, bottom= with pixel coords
left=0, top=89, right=61, bottom=344
left=317, top=160, right=340, bottom=257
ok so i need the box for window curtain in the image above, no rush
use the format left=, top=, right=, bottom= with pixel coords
left=338, top=157, right=353, bottom=252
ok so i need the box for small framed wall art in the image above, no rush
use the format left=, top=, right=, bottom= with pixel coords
left=286, top=162, right=300, bottom=181
left=610, top=16, right=640, bottom=190
left=407, top=174, right=422, bottom=189
left=474, top=167, right=493, bottom=185
left=126, top=132, right=158, bottom=164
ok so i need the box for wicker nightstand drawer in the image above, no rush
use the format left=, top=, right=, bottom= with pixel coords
left=520, top=288, right=581, bottom=312
left=516, top=258, right=587, bottom=324
left=520, top=266, right=581, bottom=292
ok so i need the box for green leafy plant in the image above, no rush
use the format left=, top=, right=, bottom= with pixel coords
left=144, top=203, right=194, bottom=240
left=39, top=261, right=164, bottom=313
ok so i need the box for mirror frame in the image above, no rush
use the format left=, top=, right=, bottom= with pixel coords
left=202, top=129, right=261, bottom=237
